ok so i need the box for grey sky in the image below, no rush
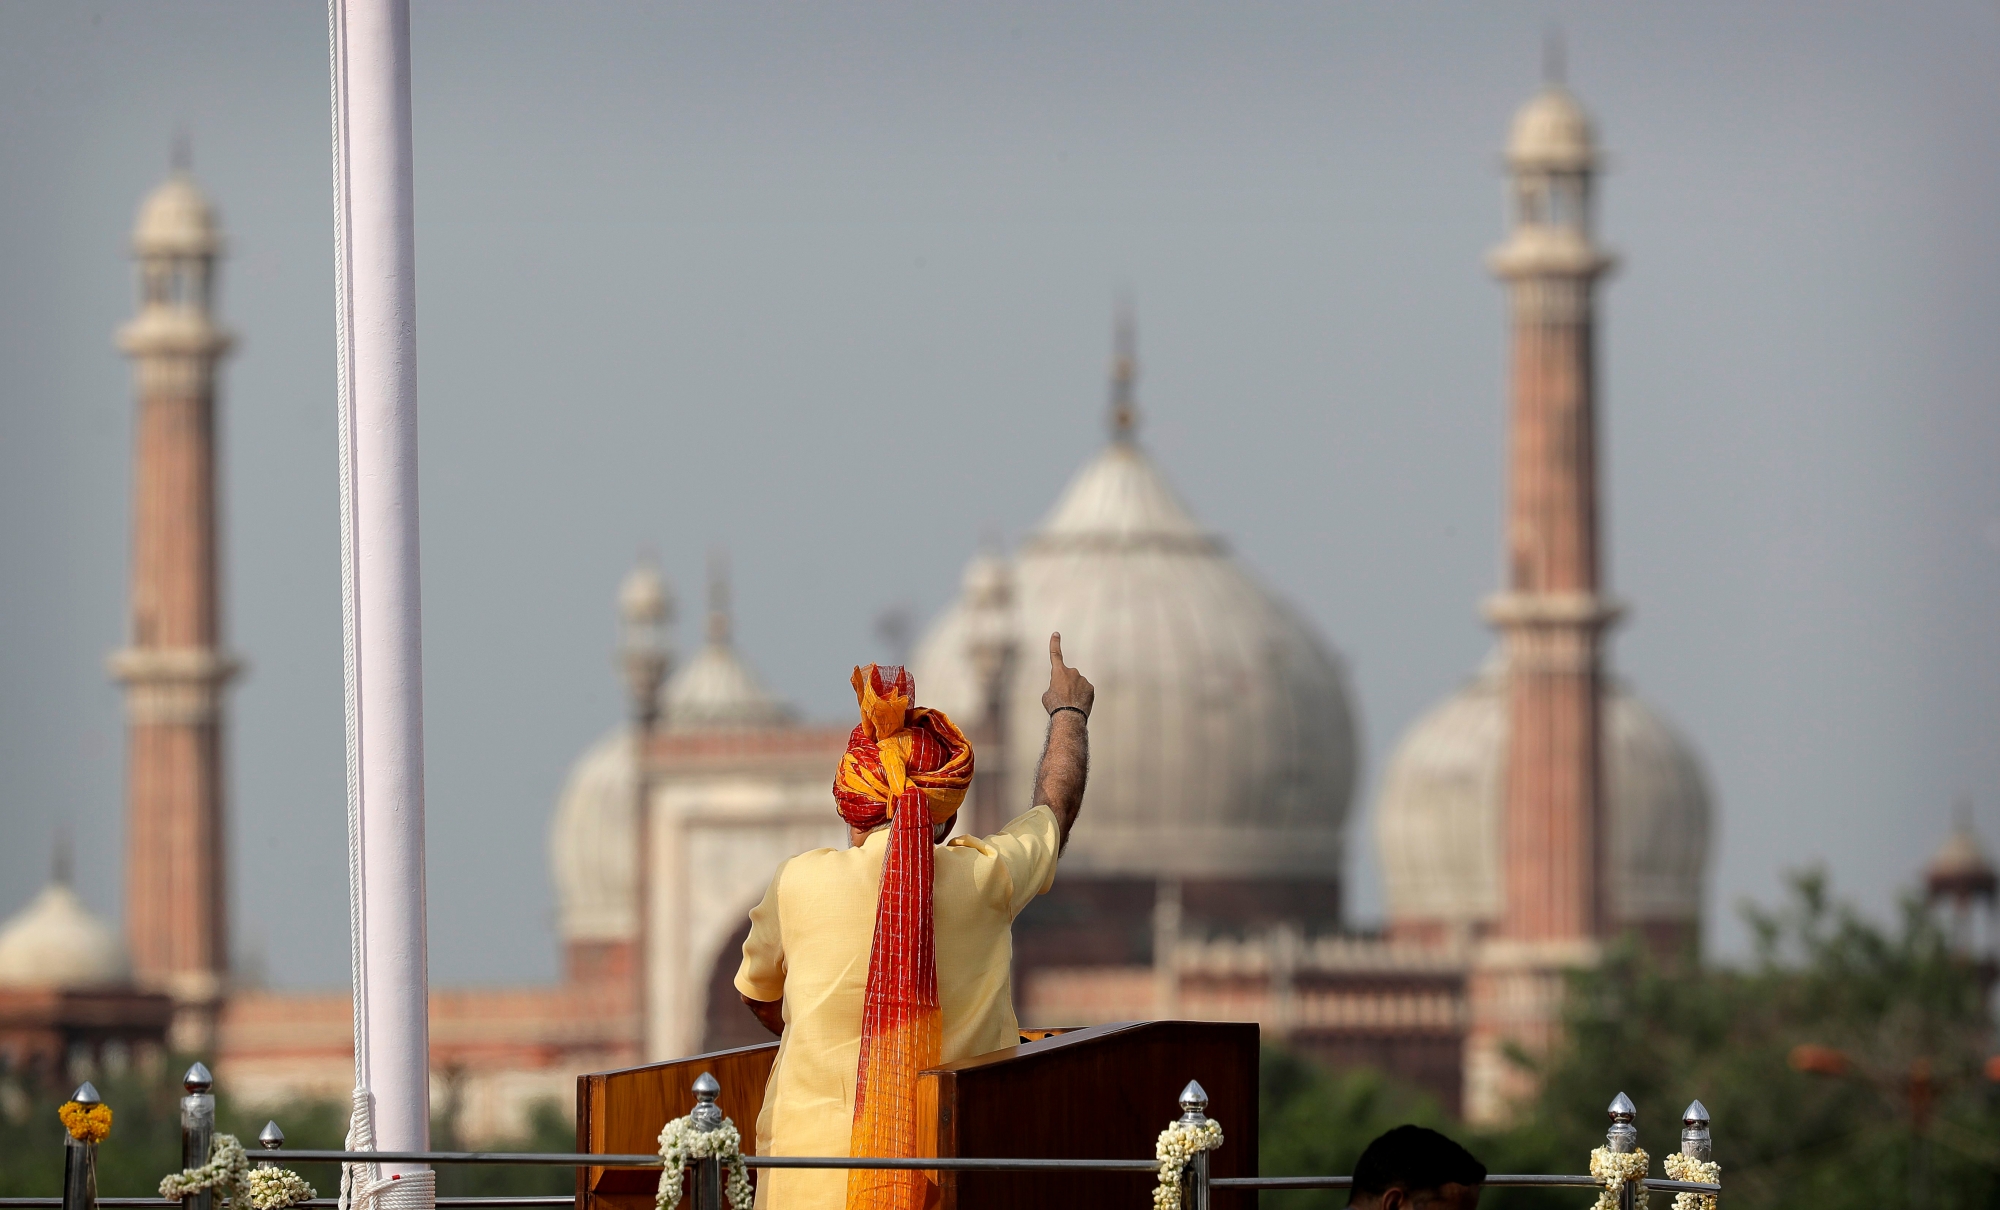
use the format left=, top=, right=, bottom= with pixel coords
left=1, top=3, right=1995, bottom=988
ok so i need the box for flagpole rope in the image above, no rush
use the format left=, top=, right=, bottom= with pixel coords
left=326, top=7, right=392, bottom=1210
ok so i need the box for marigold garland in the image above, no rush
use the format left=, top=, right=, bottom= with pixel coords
left=1152, top=1118, right=1224, bottom=1210
left=58, top=1101, right=112, bottom=1144
left=1662, top=1152, right=1719, bottom=1210
left=1588, top=1147, right=1650, bottom=1210
left=656, top=1114, right=752, bottom=1210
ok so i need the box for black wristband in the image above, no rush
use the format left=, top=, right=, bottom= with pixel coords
left=1049, top=705, right=1088, bottom=723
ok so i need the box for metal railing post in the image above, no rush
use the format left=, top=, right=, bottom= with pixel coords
left=689, top=1072, right=724, bottom=1210
left=1680, top=1101, right=1710, bottom=1164
left=259, top=1120, right=287, bottom=1167
left=1606, top=1093, right=1638, bottom=1210
left=180, top=1064, right=216, bottom=1210
left=1177, top=1080, right=1211, bottom=1210
left=60, top=1082, right=101, bottom=1210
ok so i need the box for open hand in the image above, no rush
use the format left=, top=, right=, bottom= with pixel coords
left=1040, top=632, right=1095, bottom=718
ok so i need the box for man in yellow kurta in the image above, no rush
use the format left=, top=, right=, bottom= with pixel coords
left=733, top=633, right=1094, bottom=1210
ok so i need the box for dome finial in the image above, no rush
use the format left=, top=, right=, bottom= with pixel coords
left=706, top=548, right=732, bottom=646
left=1543, top=25, right=1566, bottom=87
left=52, top=827, right=72, bottom=888
left=171, top=127, right=193, bottom=174
left=1108, top=296, right=1138, bottom=444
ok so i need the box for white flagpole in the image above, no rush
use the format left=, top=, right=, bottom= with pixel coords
left=329, top=0, right=430, bottom=1179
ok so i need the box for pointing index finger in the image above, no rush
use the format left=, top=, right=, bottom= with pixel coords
left=1049, top=631, right=1064, bottom=671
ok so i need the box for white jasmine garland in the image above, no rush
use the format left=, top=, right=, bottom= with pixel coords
left=1587, top=1147, right=1650, bottom=1210
left=656, top=1115, right=752, bottom=1210
left=1152, top=1118, right=1224, bottom=1210
left=1661, top=1152, right=1719, bottom=1210
left=245, top=1167, right=318, bottom=1210
left=159, top=1135, right=315, bottom=1210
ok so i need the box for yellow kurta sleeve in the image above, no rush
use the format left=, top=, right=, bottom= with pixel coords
left=733, top=865, right=787, bottom=1003
left=948, top=804, right=1060, bottom=919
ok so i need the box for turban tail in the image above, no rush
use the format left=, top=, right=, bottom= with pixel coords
left=831, top=665, right=973, bottom=1210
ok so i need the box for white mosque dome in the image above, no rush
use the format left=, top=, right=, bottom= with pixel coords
left=550, top=729, right=638, bottom=943
left=1507, top=86, right=1597, bottom=171
left=913, top=437, right=1358, bottom=881
left=133, top=173, right=223, bottom=257
left=1374, top=659, right=1710, bottom=934
left=0, top=883, right=131, bottom=988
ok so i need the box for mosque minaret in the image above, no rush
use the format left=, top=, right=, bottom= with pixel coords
left=110, top=165, right=238, bottom=1052
left=1484, top=80, right=1619, bottom=946
left=1374, top=79, right=1711, bottom=1122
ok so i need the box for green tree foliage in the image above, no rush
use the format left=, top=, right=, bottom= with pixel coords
left=1261, top=873, right=2000, bottom=1210
left=1258, top=1050, right=1451, bottom=1210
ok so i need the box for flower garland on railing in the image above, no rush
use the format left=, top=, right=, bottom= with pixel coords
left=245, top=1167, right=319, bottom=1210
left=656, top=1115, right=752, bottom=1210
left=1152, top=1117, right=1224, bottom=1210
left=159, top=1134, right=317, bottom=1210
left=1661, top=1153, right=1719, bottom=1210
left=1587, top=1147, right=1650, bottom=1210
left=160, top=1133, right=251, bottom=1205
left=59, top=1100, right=113, bottom=1144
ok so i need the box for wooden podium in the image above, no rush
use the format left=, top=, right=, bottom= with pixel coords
left=576, top=1021, right=1258, bottom=1210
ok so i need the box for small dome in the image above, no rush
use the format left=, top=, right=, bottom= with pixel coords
left=1507, top=86, right=1597, bottom=171
left=1926, top=820, right=1996, bottom=899
left=619, top=564, right=670, bottom=626
left=665, top=641, right=796, bottom=731
left=133, top=173, right=222, bottom=257
left=550, top=730, right=638, bottom=943
left=1374, top=659, right=1710, bottom=933
left=0, top=883, right=131, bottom=988
left=914, top=439, right=1358, bottom=880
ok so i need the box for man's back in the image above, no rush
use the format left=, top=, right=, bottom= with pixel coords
left=736, top=805, right=1060, bottom=1208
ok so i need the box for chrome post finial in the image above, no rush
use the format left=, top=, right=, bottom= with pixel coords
left=1177, top=1079, right=1213, bottom=1210
left=256, top=1122, right=284, bottom=1170
left=179, top=1064, right=217, bottom=1210
left=61, top=1084, right=101, bottom=1210
left=1605, top=1092, right=1637, bottom=1154
left=1680, top=1100, right=1711, bottom=1163
left=182, top=1062, right=213, bottom=1094
left=1607, top=1093, right=1640, bottom=1210
left=1178, top=1079, right=1209, bottom=1125
left=688, top=1073, right=725, bottom=1210
left=691, top=1071, right=724, bottom=1131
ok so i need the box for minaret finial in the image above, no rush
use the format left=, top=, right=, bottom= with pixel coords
left=706, top=548, right=731, bottom=646
left=1543, top=26, right=1566, bottom=87
left=52, top=826, right=73, bottom=888
left=1109, top=296, right=1138, bottom=443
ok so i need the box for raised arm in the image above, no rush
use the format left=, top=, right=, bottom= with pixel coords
left=1031, top=632, right=1094, bottom=850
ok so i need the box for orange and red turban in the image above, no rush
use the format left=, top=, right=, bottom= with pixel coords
left=831, top=665, right=973, bottom=1210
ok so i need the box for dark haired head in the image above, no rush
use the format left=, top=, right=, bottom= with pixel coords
left=1348, top=1125, right=1487, bottom=1209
